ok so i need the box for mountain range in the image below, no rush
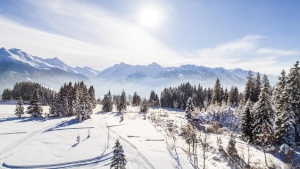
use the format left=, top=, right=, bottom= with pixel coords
left=0, top=47, right=278, bottom=97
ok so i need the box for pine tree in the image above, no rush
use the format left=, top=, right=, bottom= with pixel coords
left=252, top=75, right=275, bottom=145
left=223, top=87, right=229, bottom=104
left=15, top=96, right=25, bottom=118
left=102, top=90, right=113, bottom=112
left=241, top=99, right=253, bottom=142
left=226, top=134, right=237, bottom=158
left=262, top=74, right=272, bottom=95
left=27, top=89, right=43, bottom=117
left=140, top=99, right=149, bottom=112
left=273, top=70, right=287, bottom=144
left=212, top=78, right=222, bottom=106
left=111, top=139, right=127, bottom=169
left=244, top=70, right=254, bottom=103
left=252, top=72, right=261, bottom=103
left=132, top=92, right=141, bottom=106
left=276, top=62, right=300, bottom=146
left=185, top=97, right=194, bottom=119
left=284, top=61, right=300, bottom=144
left=119, top=90, right=127, bottom=113
left=88, top=86, right=97, bottom=109
left=228, top=86, right=239, bottom=107
left=149, top=90, right=156, bottom=107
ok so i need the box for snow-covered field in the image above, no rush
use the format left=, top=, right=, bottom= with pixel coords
left=0, top=103, right=192, bottom=169
left=0, top=102, right=298, bottom=169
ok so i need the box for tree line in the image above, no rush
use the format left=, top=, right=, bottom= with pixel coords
left=2, top=82, right=56, bottom=105
left=49, top=81, right=96, bottom=122
left=240, top=61, right=300, bottom=147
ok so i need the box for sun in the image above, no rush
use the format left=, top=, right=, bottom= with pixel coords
left=140, top=7, right=163, bottom=28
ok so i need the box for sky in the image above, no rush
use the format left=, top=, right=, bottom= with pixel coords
left=0, top=0, right=300, bottom=75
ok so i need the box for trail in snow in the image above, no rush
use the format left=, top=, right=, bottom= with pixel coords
left=93, top=112, right=155, bottom=169
left=0, top=118, right=70, bottom=161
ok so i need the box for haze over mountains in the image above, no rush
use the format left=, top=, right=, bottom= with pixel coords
left=0, top=47, right=278, bottom=97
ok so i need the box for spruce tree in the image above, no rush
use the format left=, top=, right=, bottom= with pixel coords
left=228, top=87, right=239, bottom=106
left=110, top=139, right=127, bottom=169
left=226, top=134, right=237, bottom=158
left=132, top=92, right=141, bottom=106
left=252, top=75, right=275, bottom=145
left=102, top=90, right=113, bottom=112
left=140, top=99, right=149, bottom=112
left=119, top=90, right=127, bottom=113
left=277, top=62, right=300, bottom=145
left=212, top=78, right=222, bottom=106
left=252, top=72, right=261, bottom=103
left=88, top=86, right=97, bottom=109
left=149, top=90, right=156, bottom=107
left=15, top=96, right=25, bottom=118
left=244, top=70, right=254, bottom=103
left=185, top=97, right=194, bottom=119
left=273, top=70, right=287, bottom=144
left=27, top=89, right=43, bottom=117
left=241, top=99, right=253, bottom=142
left=223, top=87, right=229, bottom=104
left=284, top=61, right=300, bottom=144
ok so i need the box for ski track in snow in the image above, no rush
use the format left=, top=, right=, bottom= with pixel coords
left=1, top=107, right=112, bottom=169
left=93, top=112, right=155, bottom=169
left=0, top=119, right=68, bottom=161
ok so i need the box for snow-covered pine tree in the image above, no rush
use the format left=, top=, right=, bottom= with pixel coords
left=196, top=84, right=204, bottom=108
left=27, top=89, right=43, bottom=117
left=252, top=74, right=275, bottom=145
left=226, top=134, right=237, bottom=158
left=185, top=97, right=194, bottom=119
left=15, top=96, right=25, bottom=118
left=119, top=90, right=127, bottom=113
left=149, top=90, right=156, bottom=107
left=132, top=92, right=141, bottom=106
left=241, top=99, right=253, bottom=142
left=284, top=61, right=300, bottom=145
left=262, top=74, right=272, bottom=95
left=252, top=72, right=261, bottom=103
left=223, top=87, right=229, bottom=105
left=102, top=90, right=113, bottom=112
left=140, top=99, right=149, bottom=112
left=154, top=93, right=160, bottom=107
left=228, top=86, right=239, bottom=107
left=273, top=70, right=288, bottom=144
left=212, top=78, right=222, bottom=106
left=63, top=97, right=69, bottom=116
left=244, top=70, right=254, bottom=103
left=276, top=62, right=300, bottom=146
left=88, top=86, right=97, bottom=109
left=110, top=139, right=127, bottom=169
left=278, top=89, right=296, bottom=146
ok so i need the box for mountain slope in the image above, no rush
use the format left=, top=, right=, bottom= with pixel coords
left=0, top=47, right=279, bottom=97
left=0, top=47, right=90, bottom=92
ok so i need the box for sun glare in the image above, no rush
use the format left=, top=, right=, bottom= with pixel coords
left=140, top=7, right=162, bottom=28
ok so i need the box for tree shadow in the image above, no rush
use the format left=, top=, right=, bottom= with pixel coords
left=68, top=143, right=78, bottom=151
left=0, top=117, right=24, bottom=123
left=44, top=118, right=78, bottom=132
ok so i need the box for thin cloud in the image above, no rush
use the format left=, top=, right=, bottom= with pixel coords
left=179, top=35, right=298, bottom=74
left=0, top=0, right=181, bottom=69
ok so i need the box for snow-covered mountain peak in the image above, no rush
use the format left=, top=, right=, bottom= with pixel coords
left=0, top=47, right=78, bottom=74
left=147, top=62, right=162, bottom=68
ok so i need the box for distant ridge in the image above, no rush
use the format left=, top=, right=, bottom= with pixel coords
left=0, top=47, right=278, bottom=97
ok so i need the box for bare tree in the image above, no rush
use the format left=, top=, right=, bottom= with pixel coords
left=199, top=130, right=209, bottom=169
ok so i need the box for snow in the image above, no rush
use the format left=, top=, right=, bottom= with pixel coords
left=0, top=103, right=298, bottom=168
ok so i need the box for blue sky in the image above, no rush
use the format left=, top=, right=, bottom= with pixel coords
left=0, top=0, right=299, bottom=74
